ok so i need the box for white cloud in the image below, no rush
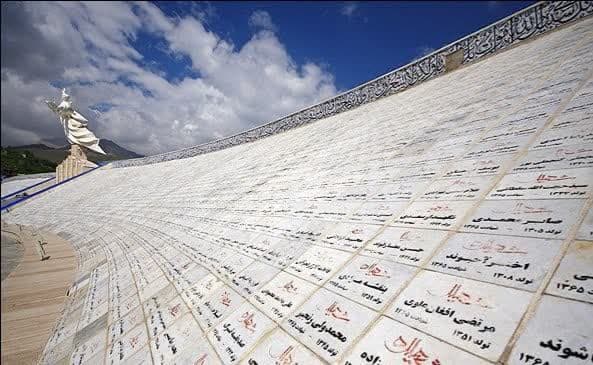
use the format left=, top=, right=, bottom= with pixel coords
left=1, top=2, right=337, bottom=155
left=248, top=10, right=277, bottom=32
left=340, top=2, right=359, bottom=18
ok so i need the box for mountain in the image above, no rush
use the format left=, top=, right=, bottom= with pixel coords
left=5, top=140, right=143, bottom=165
left=96, top=139, right=143, bottom=159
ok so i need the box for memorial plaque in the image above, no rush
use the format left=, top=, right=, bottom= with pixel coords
left=508, top=295, right=593, bottom=365
left=577, top=208, right=593, bottom=241
left=397, top=164, right=442, bottom=181
left=461, top=199, right=585, bottom=239
left=362, top=227, right=449, bottom=266
left=286, top=245, right=352, bottom=284
left=195, top=286, right=244, bottom=331
left=262, top=237, right=312, bottom=269
left=241, top=328, right=324, bottom=365
left=181, top=274, right=224, bottom=312
left=512, top=144, right=593, bottom=172
left=545, top=240, right=593, bottom=303
left=319, top=223, right=382, bottom=252
left=282, top=288, right=377, bottom=362
left=108, top=304, right=145, bottom=345
left=443, top=156, right=513, bottom=178
left=350, top=201, right=409, bottom=225
left=326, top=255, right=415, bottom=310
left=138, top=275, right=170, bottom=303
left=150, top=313, right=220, bottom=364
left=370, top=181, right=430, bottom=201
left=78, top=280, right=109, bottom=330
left=145, top=294, right=190, bottom=339
left=70, top=323, right=106, bottom=365
left=488, top=168, right=592, bottom=199
left=169, top=262, right=210, bottom=293
left=231, top=261, right=280, bottom=296
left=251, top=271, right=318, bottom=323
left=392, top=201, right=475, bottom=230
left=218, top=253, right=255, bottom=281
left=531, top=121, right=593, bottom=150
left=342, top=316, right=490, bottom=365
left=464, top=134, right=531, bottom=159
left=106, top=324, right=149, bottom=364
left=420, top=176, right=495, bottom=201
left=429, top=233, right=562, bottom=290
left=209, top=303, right=275, bottom=364
left=388, top=270, right=532, bottom=361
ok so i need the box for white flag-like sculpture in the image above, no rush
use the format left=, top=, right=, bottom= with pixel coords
left=46, top=89, right=106, bottom=155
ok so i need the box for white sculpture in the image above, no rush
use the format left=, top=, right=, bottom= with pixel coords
left=46, top=89, right=106, bottom=155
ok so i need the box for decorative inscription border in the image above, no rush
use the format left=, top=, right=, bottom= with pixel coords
left=111, top=1, right=593, bottom=168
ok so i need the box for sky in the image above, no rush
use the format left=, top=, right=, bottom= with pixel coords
left=1, top=1, right=534, bottom=156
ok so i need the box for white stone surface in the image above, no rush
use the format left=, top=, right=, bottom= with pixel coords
left=461, top=199, right=586, bottom=239
left=545, top=240, right=593, bottom=303
left=508, top=295, right=593, bottom=365
left=429, top=233, right=563, bottom=290
left=387, top=271, right=532, bottom=361
left=342, top=316, right=490, bottom=365
left=282, top=288, right=377, bottom=362
left=325, top=255, right=415, bottom=310
left=362, top=227, right=449, bottom=266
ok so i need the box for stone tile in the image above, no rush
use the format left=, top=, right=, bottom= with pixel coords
left=546, top=240, right=593, bottom=303
left=261, top=237, right=312, bottom=269
left=150, top=314, right=220, bottom=364
left=577, top=208, right=593, bottom=241
left=230, top=261, right=280, bottom=296
left=392, top=201, right=475, bottom=231
left=106, top=324, right=149, bottom=365
left=461, top=199, right=585, bottom=239
left=195, top=286, right=245, bottom=331
left=181, top=274, right=224, bottom=311
left=286, top=245, right=353, bottom=284
left=241, top=328, right=324, bottom=365
left=362, top=227, right=449, bottom=266
left=325, top=255, right=415, bottom=310
left=350, top=202, right=409, bottom=225
left=144, top=294, right=190, bottom=339
left=429, top=233, right=563, bottom=291
left=420, top=176, right=495, bottom=201
left=108, top=305, right=145, bottom=345
left=488, top=168, right=592, bottom=200
left=531, top=120, right=593, bottom=150
left=442, top=156, right=513, bottom=178
left=342, top=316, right=490, bottom=365
left=209, top=302, right=276, bottom=364
left=282, top=288, right=377, bottom=362
left=512, top=144, right=593, bottom=172
left=251, top=271, right=318, bottom=323
left=387, top=270, right=532, bottom=361
left=508, top=295, right=593, bottom=365
left=318, top=223, right=382, bottom=252
left=369, top=181, right=431, bottom=201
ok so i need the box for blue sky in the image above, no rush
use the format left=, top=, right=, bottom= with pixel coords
left=146, top=1, right=533, bottom=89
left=1, top=1, right=534, bottom=155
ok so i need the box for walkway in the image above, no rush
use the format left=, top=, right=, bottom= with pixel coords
left=1, top=223, right=76, bottom=364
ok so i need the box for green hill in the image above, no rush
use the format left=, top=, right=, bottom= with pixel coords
left=1, top=147, right=57, bottom=177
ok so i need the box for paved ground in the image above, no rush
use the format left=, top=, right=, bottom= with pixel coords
left=0, top=224, right=76, bottom=365
left=1, top=232, right=24, bottom=281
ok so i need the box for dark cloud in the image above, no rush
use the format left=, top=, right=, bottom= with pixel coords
left=1, top=3, right=80, bottom=82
